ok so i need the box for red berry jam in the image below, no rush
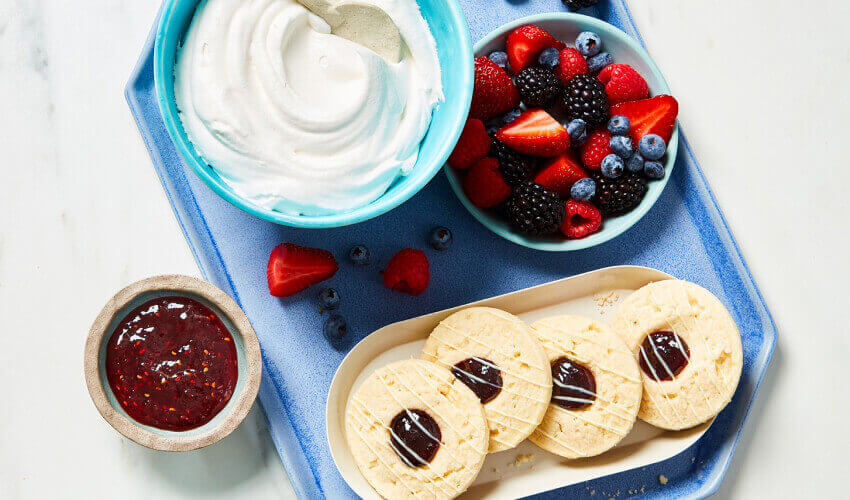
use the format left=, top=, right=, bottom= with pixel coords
left=105, top=296, right=238, bottom=431
left=639, top=331, right=690, bottom=381
left=551, top=357, right=596, bottom=410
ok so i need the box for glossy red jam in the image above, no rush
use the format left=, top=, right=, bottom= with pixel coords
left=105, top=296, right=238, bottom=431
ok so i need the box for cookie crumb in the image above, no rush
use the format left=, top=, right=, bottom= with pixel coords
left=659, top=474, right=668, bottom=485
left=593, top=290, right=620, bottom=314
left=513, top=453, right=534, bottom=466
left=492, top=467, right=500, bottom=474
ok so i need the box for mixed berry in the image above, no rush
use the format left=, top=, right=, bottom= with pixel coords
left=450, top=25, right=679, bottom=240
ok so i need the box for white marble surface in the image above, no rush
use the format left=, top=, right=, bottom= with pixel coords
left=0, top=0, right=847, bottom=498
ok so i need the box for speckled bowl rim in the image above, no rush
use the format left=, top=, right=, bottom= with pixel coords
left=84, top=275, right=262, bottom=452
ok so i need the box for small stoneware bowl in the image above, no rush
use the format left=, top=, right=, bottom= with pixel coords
left=84, top=275, right=262, bottom=451
left=444, top=13, right=678, bottom=251
left=154, top=0, right=472, bottom=228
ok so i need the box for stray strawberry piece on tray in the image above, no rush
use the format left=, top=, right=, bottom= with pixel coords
left=470, top=56, right=520, bottom=120
left=267, top=243, right=338, bottom=297
left=598, top=64, right=649, bottom=104
left=383, top=249, right=430, bottom=296
left=561, top=200, right=602, bottom=239
left=495, top=109, right=569, bottom=157
left=448, top=119, right=492, bottom=170
left=463, top=157, right=511, bottom=208
left=610, top=94, right=679, bottom=144
left=534, top=151, right=588, bottom=196
left=506, top=25, right=566, bottom=74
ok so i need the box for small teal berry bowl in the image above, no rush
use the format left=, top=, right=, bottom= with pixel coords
left=154, top=0, right=472, bottom=228
left=444, top=13, right=678, bottom=251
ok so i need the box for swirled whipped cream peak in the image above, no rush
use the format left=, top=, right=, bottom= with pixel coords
left=174, top=0, right=442, bottom=216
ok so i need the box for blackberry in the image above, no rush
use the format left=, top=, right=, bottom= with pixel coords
left=506, top=182, right=565, bottom=235
left=591, top=172, right=647, bottom=215
left=563, top=74, right=609, bottom=127
left=515, top=67, right=561, bottom=109
left=491, top=140, right=535, bottom=186
left=562, top=0, right=599, bottom=11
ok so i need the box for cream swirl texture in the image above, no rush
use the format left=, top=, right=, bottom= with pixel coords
left=174, top=0, right=442, bottom=216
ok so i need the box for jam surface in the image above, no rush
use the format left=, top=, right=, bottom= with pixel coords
left=639, top=331, right=690, bottom=381
left=389, top=409, right=441, bottom=467
left=551, top=357, right=596, bottom=410
left=105, top=296, right=238, bottom=431
left=451, top=357, right=503, bottom=404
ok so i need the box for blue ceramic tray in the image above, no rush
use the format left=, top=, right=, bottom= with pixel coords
left=126, top=1, right=776, bottom=498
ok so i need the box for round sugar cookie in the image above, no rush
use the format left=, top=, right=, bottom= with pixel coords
left=345, top=359, right=488, bottom=500
left=421, top=307, right=552, bottom=452
left=610, top=280, right=743, bottom=430
left=527, top=315, right=642, bottom=459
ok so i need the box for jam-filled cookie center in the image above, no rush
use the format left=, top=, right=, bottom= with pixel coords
left=639, top=331, right=691, bottom=381
left=450, top=357, right=503, bottom=404
left=551, top=357, right=596, bottom=410
left=389, top=409, right=441, bottom=468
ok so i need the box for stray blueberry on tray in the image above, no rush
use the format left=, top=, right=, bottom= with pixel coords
left=575, top=31, right=602, bottom=57
left=626, top=152, right=645, bottom=172
left=318, top=288, right=340, bottom=310
left=323, top=314, right=348, bottom=340
left=430, top=226, right=453, bottom=250
left=488, top=50, right=508, bottom=68
left=562, top=0, right=599, bottom=11
left=587, top=52, right=613, bottom=73
left=566, top=118, right=587, bottom=146
left=349, top=245, right=370, bottom=266
left=644, top=160, right=665, bottom=179
left=638, top=134, right=666, bottom=160
left=538, top=47, right=560, bottom=68
left=609, top=135, right=634, bottom=159
left=601, top=154, right=624, bottom=178
left=570, top=177, right=596, bottom=201
left=607, top=115, right=630, bottom=135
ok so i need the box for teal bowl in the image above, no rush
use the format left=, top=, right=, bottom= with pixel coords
left=154, top=0, right=472, bottom=228
left=445, top=13, right=678, bottom=251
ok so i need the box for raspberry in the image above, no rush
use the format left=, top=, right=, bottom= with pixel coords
left=515, top=67, right=561, bottom=109
left=383, top=249, right=430, bottom=296
left=506, top=182, right=565, bottom=235
left=563, top=74, right=610, bottom=127
left=580, top=129, right=613, bottom=170
left=448, top=119, right=491, bottom=170
left=561, top=200, right=602, bottom=239
left=462, top=158, right=511, bottom=208
left=591, top=171, right=647, bottom=215
left=556, top=47, right=588, bottom=85
left=598, top=64, right=649, bottom=104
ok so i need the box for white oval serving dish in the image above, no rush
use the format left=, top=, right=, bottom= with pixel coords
left=326, top=265, right=711, bottom=499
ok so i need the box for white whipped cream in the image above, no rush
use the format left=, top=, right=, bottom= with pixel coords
left=175, top=0, right=442, bottom=216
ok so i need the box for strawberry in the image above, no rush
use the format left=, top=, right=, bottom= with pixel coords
left=506, top=25, right=566, bottom=74
left=610, top=94, right=679, bottom=144
left=561, top=200, right=602, bottom=239
left=383, top=249, right=430, bottom=296
left=463, top=157, right=511, bottom=208
left=580, top=129, right=613, bottom=170
left=267, top=243, right=338, bottom=297
left=598, top=64, right=649, bottom=104
left=495, top=109, right=569, bottom=157
left=471, top=57, right=520, bottom=120
left=448, top=119, right=491, bottom=170
left=534, top=151, right=588, bottom=196
left=556, top=47, right=588, bottom=85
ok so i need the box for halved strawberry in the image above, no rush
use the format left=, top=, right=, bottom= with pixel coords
left=534, top=151, right=588, bottom=196
left=448, top=118, right=491, bottom=170
left=610, top=95, right=679, bottom=143
left=471, top=56, right=520, bottom=120
left=267, top=243, right=338, bottom=297
left=506, top=25, right=566, bottom=74
left=495, top=109, right=569, bottom=157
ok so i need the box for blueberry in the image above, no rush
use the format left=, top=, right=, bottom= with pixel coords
left=575, top=31, right=602, bottom=57
left=318, top=288, right=340, bottom=310
left=626, top=152, right=645, bottom=173
left=502, top=108, right=522, bottom=124
left=638, top=134, right=666, bottom=160
left=348, top=245, right=370, bottom=266
left=607, top=115, right=630, bottom=135
left=570, top=177, right=596, bottom=201
left=566, top=118, right=587, bottom=146
left=538, top=47, right=560, bottom=68
left=430, top=226, right=453, bottom=250
left=609, top=135, right=634, bottom=159
left=601, top=154, right=624, bottom=178
left=644, top=161, right=665, bottom=179
left=587, top=52, right=613, bottom=73
left=488, top=50, right=508, bottom=68
left=323, top=314, right=348, bottom=340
